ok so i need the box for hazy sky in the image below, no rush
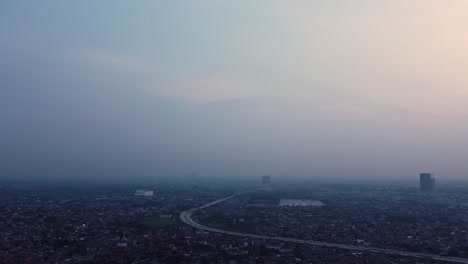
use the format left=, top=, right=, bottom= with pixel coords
left=1, top=1, right=468, bottom=181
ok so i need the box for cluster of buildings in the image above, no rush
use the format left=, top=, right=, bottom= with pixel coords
left=1, top=176, right=467, bottom=264
left=197, top=183, right=468, bottom=258
left=0, top=183, right=232, bottom=263
left=0, top=180, right=450, bottom=264
left=135, top=190, right=154, bottom=197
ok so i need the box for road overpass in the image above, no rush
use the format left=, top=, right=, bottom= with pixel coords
left=180, top=189, right=468, bottom=264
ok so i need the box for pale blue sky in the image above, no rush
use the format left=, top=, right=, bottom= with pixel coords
left=1, top=1, right=468, bottom=180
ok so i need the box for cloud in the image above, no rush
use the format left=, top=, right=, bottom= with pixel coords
left=158, top=77, right=262, bottom=104
left=68, top=49, right=266, bottom=105
left=66, top=0, right=468, bottom=119
left=74, top=49, right=154, bottom=74
left=278, top=0, right=468, bottom=117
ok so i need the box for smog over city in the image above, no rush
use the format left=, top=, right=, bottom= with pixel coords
left=2, top=1, right=468, bottom=263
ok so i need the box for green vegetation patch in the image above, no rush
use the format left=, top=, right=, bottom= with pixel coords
left=140, top=217, right=174, bottom=229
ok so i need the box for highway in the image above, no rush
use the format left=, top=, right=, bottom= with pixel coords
left=180, top=189, right=468, bottom=264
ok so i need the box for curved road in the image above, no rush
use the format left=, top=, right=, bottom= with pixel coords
left=180, top=189, right=468, bottom=264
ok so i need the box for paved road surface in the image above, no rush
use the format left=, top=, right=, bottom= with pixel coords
left=180, top=189, right=468, bottom=264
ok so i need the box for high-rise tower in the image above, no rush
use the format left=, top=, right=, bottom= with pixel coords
left=262, top=175, right=271, bottom=189
left=420, top=173, right=435, bottom=192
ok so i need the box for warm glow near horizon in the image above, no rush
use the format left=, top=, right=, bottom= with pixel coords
left=1, top=1, right=468, bottom=180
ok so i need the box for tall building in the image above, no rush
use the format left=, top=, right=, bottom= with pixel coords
left=420, top=173, right=435, bottom=192
left=262, top=175, right=271, bottom=189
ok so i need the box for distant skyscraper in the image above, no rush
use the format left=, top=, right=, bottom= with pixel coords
left=262, top=175, right=271, bottom=189
left=420, top=173, right=435, bottom=192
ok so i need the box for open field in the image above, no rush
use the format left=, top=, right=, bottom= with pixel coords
left=140, top=217, right=175, bottom=229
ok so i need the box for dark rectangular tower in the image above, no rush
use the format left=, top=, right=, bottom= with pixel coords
left=262, top=175, right=271, bottom=189
left=420, top=173, right=435, bottom=192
